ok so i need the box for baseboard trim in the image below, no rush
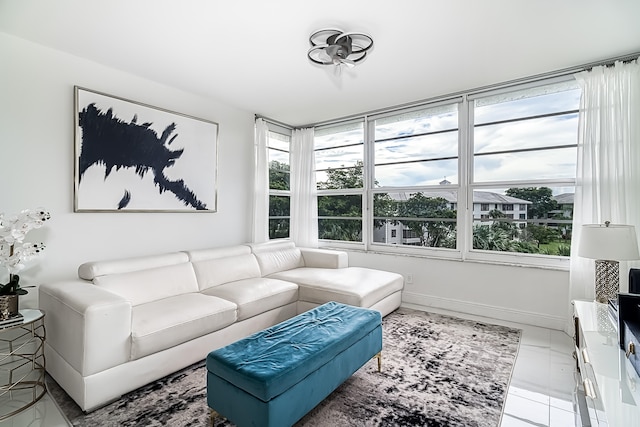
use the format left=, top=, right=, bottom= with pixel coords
left=401, top=292, right=567, bottom=331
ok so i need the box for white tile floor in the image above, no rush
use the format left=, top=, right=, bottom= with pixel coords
left=0, top=308, right=580, bottom=427
left=499, top=322, right=580, bottom=427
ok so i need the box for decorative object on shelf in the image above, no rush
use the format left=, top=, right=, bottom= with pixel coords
left=0, top=310, right=23, bottom=328
left=74, top=86, right=219, bottom=213
left=0, top=293, right=18, bottom=321
left=307, top=28, right=373, bottom=68
left=579, top=221, right=640, bottom=303
left=0, top=208, right=50, bottom=319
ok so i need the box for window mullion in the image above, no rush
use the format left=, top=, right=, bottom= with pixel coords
left=461, top=95, right=473, bottom=260
left=363, top=115, right=373, bottom=251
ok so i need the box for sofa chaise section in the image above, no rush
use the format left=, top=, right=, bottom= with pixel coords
left=249, top=241, right=403, bottom=316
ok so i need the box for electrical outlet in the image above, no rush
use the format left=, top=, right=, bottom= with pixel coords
left=406, top=274, right=413, bottom=284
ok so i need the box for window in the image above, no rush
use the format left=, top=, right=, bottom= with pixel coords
left=268, top=130, right=290, bottom=239
left=370, top=103, right=460, bottom=250
left=373, top=104, right=459, bottom=187
left=315, top=121, right=364, bottom=242
left=470, top=79, right=579, bottom=259
left=306, top=75, right=579, bottom=266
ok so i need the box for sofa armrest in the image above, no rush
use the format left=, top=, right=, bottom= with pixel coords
left=299, top=248, right=348, bottom=269
left=39, top=280, right=132, bottom=376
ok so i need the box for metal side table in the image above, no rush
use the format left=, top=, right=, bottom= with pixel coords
left=0, top=309, right=46, bottom=420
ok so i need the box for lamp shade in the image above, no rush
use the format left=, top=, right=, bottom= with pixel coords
left=578, top=223, right=640, bottom=261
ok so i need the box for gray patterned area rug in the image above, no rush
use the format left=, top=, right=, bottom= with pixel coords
left=49, top=308, right=521, bottom=427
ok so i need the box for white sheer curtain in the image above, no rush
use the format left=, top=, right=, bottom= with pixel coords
left=569, top=60, right=640, bottom=302
left=290, top=127, right=318, bottom=247
left=252, top=119, right=269, bottom=243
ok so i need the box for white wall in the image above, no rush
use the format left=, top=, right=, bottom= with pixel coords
left=0, top=32, right=255, bottom=307
left=346, top=250, right=571, bottom=331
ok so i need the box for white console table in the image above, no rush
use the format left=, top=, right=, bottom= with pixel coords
left=573, top=300, right=640, bottom=426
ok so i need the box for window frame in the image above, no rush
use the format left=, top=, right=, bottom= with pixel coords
left=314, top=119, right=366, bottom=246
left=308, top=75, right=578, bottom=269
left=463, top=76, right=578, bottom=268
left=266, top=124, right=292, bottom=240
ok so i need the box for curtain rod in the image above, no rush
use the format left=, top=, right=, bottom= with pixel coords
left=254, top=114, right=293, bottom=130
left=298, top=51, right=640, bottom=129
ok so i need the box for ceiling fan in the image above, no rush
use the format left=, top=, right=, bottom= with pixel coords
left=307, top=28, right=373, bottom=68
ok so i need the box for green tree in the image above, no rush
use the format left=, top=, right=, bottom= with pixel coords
left=317, top=161, right=391, bottom=241
left=269, top=195, right=290, bottom=239
left=317, top=162, right=363, bottom=190
left=317, top=161, right=364, bottom=241
left=505, top=187, right=558, bottom=219
left=473, top=225, right=515, bottom=252
left=473, top=209, right=542, bottom=253
left=526, top=224, right=560, bottom=245
left=373, top=192, right=396, bottom=229
left=317, top=194, right=362, bottom=241
left=269, top=160, right=290, bottom=190
left=487, top=209, right=519, bottom=237
left=397, top=193, right=456, bottom=247
left=268, top=161, right=290, bottom=239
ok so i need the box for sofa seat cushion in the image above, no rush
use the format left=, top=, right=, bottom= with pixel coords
left=131, top=293, right=237, bottom=360
left=269, top=267, right=404, bottom=308
left=201, top=278, right=298, bottom=321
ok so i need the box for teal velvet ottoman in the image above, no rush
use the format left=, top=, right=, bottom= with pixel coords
left=206, top=301, right=382, bottom=427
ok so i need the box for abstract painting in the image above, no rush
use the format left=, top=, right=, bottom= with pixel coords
left=74, top=86, right=218, bottom=212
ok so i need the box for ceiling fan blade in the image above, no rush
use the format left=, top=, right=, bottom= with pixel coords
left=341, top=58, right=356, bottom=68
left=333, top=63, right=342, bottom=76
left=318, top=50, right=332, bottom=63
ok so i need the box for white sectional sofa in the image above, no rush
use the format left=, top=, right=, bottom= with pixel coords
left=39, top=241, right=404, bottom=412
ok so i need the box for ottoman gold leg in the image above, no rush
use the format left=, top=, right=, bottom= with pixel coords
left=210, top=409, right=219, bottom=426
left=374, top=352, right=382, bottom=372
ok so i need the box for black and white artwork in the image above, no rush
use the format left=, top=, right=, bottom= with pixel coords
left=74, top=87, right=218, bottom=212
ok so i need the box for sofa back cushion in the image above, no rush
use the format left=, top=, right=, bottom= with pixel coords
left=192, top=254, right=262, bottom=291
left=184, top=245, right=251, bottom=263
left=78, top=252, right=189, bottom=280
left=249, top=241, right=304, bottom=276
left=93, top=263, right=199, bottom=306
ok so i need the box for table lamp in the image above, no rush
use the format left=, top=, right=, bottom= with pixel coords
left=578, top=221, right=640, bottom=303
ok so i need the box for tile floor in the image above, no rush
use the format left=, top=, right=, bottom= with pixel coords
left=0, top=308, right=580, bottom=427
left=492, top=318, right=580, bottom=427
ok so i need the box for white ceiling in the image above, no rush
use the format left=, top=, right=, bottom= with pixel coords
left=1, top=0, right=639, bottom=126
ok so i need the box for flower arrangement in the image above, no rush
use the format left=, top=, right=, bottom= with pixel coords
left=0, top=208, right=50, bottom=296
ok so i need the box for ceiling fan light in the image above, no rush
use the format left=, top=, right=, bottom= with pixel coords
left=308, top=28, right=373, bottom=67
